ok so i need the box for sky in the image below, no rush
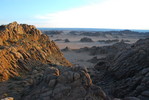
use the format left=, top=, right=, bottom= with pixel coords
left=0, top=0, right=149, bottom=29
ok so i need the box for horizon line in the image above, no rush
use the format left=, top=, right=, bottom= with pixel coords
left=37, top=27, right=149, bottom=31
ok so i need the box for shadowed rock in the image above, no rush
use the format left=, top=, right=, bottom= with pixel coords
left=61, top=46, right=71, bottom=51
left=92, top=38, right=149, bottom=100
left=54, top=39, right=63, bottom=41
left=80, top=37, right=93, bottom=42
left=98, top=39, right=119, bottom=43
left=21, top=65, right=108, bottom=100
left=64, top=39, right=70, bottom=42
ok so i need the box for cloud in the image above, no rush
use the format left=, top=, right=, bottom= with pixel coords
left=35, top=0, right=149, bottom=29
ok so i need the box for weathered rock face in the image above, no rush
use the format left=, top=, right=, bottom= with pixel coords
left=0, top=63, right=108, bottom=100
left=21, top=65, right=107, bottom=100
left=0, top=22, right=72, bottom=81
left=92, top=38, right=149, bottom=100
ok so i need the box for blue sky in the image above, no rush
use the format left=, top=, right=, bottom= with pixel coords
left=0, top=0, right=93, bottom=22
left=0, top=0, right=149, bottom=29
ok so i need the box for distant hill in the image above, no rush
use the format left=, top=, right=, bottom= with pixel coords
left=38, top=28, right=149, bottom=33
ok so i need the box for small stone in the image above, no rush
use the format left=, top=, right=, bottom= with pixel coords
left=28, top=79, right=34, bottom=84
left=40, top=90, right=52, bottom=97
left=123, top=97, right=140, bottom=100
left=73, top=73, right=80, bottom=81
left=57, top=74, right=67, bottom=83
left=113, top=98, right=122, bottom=100
left=138, top=95, right=149, bottom=100
left=141, top=68, right=149, bottom=75
left=33, top=70, right=38, bottom=74
left=66, top=71, right=74, bottom=81
left=141, top=91, right=149, bottom=97
left=45, top=67, right=60, bottom=76
left=81, top=67, right=88, bottom=73
left=48, top=79, right=56, bottom=87
left=1, top=97, right=14, bottom=100
left=145, top=73, right=149, bottom=77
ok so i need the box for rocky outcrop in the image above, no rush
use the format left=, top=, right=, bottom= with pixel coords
left=0, top=22, right=72, bottom=81
left=42, top=31, right=62, bottom=35
left=2, top=22, right=148, bottom=100
left=98, top=39, right=119, bottom=44
left=76, top=41, right=130, bottom=56
left=92, top=38, right=149, bottom=100
left=0, top=22, right=109, bottom=100
left=0, top=63, right=108, bottom=100
left=80, top=37, right=93, bottom=42
left=21, top=65, right=108, bottom=100
left=64, top=39, right=70, bottom=42
left=61, top=46, right=71, bottom=51
left=54, top=39, right=63, bottom=41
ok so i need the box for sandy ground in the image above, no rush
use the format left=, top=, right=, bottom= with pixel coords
left=49, top=34, right=146, bottom=67
left=63, top=51, right=93, bottom=67
left=63, top=50, right=106, bottom=68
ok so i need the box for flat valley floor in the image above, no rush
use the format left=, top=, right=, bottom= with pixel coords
left=49, top=33, right=147, bottom=67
